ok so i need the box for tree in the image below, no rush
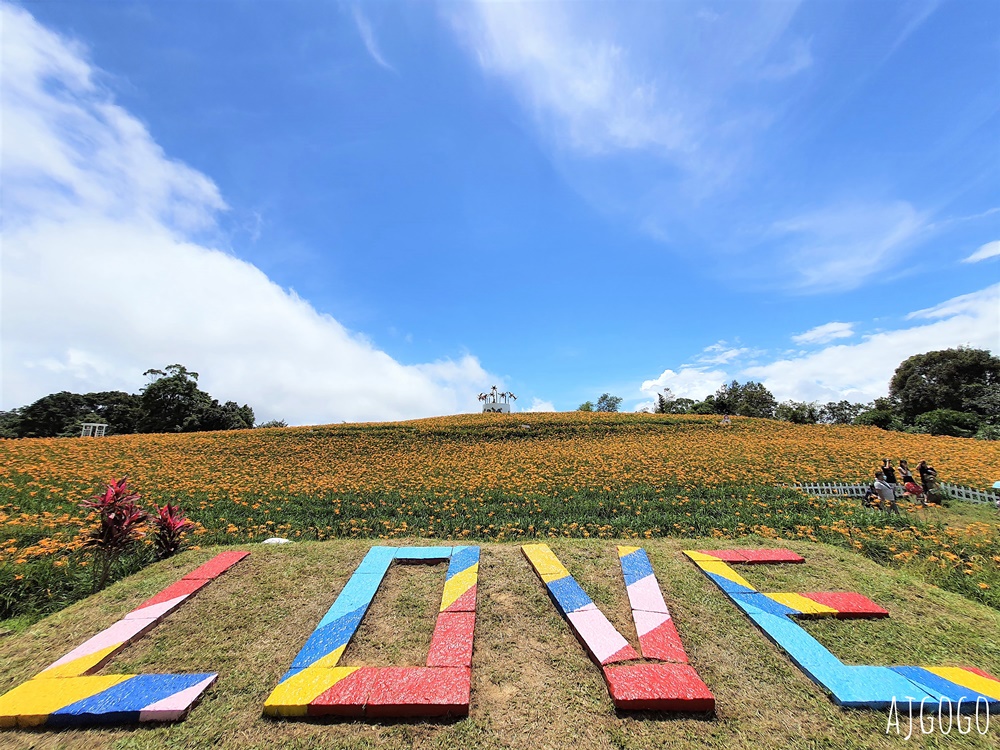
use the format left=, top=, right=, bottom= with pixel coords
left=654, top=389, right=693, bottom=414
left=913, top=409, right=981, bottom=438
left=595, top=393, right=623, bottom=413
left=819, top=400, right=866, bottom=425
left=690, top=397, right=717, bottom=414
left=712, top=380, right=777, bottom=418
left=83, top=391, right=142, bottom=435
left=0, top=409, right=22, bottom=439
left=139, top=365, right=208, bottom=433
left=577, top=401, right=594, bottom=412
left=196, top=400, right=255, bottom=431
left=854, top=408, right=895, bottom=430
left=17, top=391, right=88, bottom=437
left=655, top=392, right=669, bottom=414
left=889, top=347, right=1000, bottom=423
left=670, top=397, right=695, bottom=414
left=256, top=419, right=288, bottom=428
left=775, top=400, right=821, bottom=424
left=138, top=364, right=254, bottom=433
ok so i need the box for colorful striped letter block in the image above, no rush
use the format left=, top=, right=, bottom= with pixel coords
left=0, top=551, right=249, bottom=728
left=522, top=544, right=714, bottom=712
left=685, top=549, right=1000, bottom=711
left=264, top=545, right=479, bottom=718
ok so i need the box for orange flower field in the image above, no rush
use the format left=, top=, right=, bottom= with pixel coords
left=2, top=412, right=998, bottom=503
left=1, top=412, right=998, bottom=620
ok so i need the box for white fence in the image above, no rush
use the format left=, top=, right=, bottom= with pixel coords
left=792, top=481, right=998, bottom=506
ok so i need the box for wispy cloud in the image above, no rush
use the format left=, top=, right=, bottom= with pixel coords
left=791, top=321, right=855, bottom=345
left=757, top=37, right=813, bottom=80
left=906, top=283, right=1000, bottom=321
left=447, top=1, right=807, bottom=166
left=769, top=201, right=927, bottom=291
left=963, top=240, right=1000, bottom=264
left=352, top=5, right=394, bottom=72
left=698, top=341, right=749, bottom=365
left=1, top=3, right=488, bottom=422
left=448, top=3, right=686, bottom=156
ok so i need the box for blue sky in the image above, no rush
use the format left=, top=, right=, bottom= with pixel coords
left=2, top=0, right=998, bottom=423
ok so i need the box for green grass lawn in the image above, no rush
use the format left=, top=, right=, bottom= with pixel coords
left=1, top=539, right=997, bottom=749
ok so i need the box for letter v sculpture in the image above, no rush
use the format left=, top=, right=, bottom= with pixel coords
left=523, top=544, right=715, bottom=712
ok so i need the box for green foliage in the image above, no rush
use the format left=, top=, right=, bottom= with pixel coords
left=654, top=389, right=695, bottom=414
left=5, top=367, right=256, bottom=439
left=775, top=400, right=821, bottom=424
left=713, top=380, right=777, bottom=418
left=139, top=364, right=207, bottom=432
left=577, top=401, right=594, bottom=412
left=0, top=409, right=23, bottom=438
left=819, top=400, right=866, bottom=425
left=84, top=390, right=143, bottom=434
left=853, top=408, right=896, bottom=430
left=594, top=393, right=622, bottom=413
left=655, top=393, right=669, bottom=414
left=913, top=409, right=981, bottom=437
left=256, top=419, right=288, bottom=428
left=889, top=347, right=1000, bottom=423
left=690, top=397, right=717, bottom=414
left=975, top=423, right=1000, bottom=441
left=17, top=391, right=88, bottom=437
left=138, top=364, right=255, bottom=433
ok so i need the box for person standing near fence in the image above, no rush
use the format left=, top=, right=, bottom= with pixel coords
left=918, top=460, right=937, bottom=501
left=882, top=459, right=900, bottom=497
left=873, top=471, right=899, bottom=514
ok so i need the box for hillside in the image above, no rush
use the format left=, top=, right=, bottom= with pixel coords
left=2, top=413, right=999, bottom=622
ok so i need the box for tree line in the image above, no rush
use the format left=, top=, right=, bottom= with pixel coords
left=585, top=348, right=1000, bottom=440
left=0, top=364, right=284, bottom=439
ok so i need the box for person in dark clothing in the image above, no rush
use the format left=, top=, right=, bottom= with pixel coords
left=918, top=460, right=938, bottom=501
left=882, top=459, right=897, bottom=485
left=899, top=459, right=915, bottom=485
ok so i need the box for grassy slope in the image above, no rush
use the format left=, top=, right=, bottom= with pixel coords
left=1, top=539, right=998, bottom=750
left=3, top=413, right=1000, bottom=622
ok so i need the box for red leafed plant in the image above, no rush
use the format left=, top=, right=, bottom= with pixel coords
left=81, top=477, right=148, bottom=591
left=151, top=502, right=192, bottom=560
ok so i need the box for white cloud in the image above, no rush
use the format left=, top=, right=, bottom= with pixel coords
left=0, top=4, right=488, bottom=424
left=742, top=283, right=999, bottom=402
left=523, top=398, right=556, bottom=413
left=449, top=3, right=687, bottom=156
left=352, top=5, right=395, bottom=72
left=770, top=201, right=927, bottom=291
left=448, top=1, right=806, bottom=163
left=791, top=321, right=855, bottom=345
left=698, top=342, right=749, bottom=365
left=640, top=367, right=729, bottom=402
left=638, top=283, right=998, bottom=405
left=963, top=240, right=1000, bottom=264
